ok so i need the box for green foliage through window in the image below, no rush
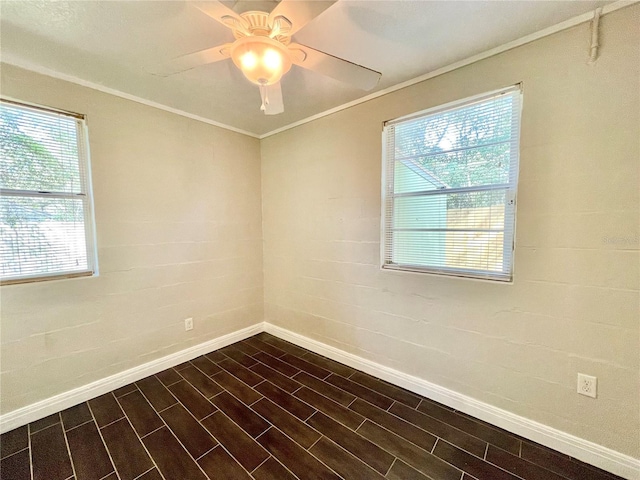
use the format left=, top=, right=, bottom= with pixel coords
left=383, top=87, right=521, bottom=281
left=0, top=100, right=94, bottom=281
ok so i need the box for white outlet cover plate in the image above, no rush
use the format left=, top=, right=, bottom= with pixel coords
left=185, top=318, right=193, bottom=331
left=577, top=373, right=597, bottom=398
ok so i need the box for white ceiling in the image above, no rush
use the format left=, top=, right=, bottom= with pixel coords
left=0, top=0, right=610, bottom=136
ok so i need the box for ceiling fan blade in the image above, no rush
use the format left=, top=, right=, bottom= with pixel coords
left=268, top=1, right=336, bottom=36
left=153, top=44, right=231, bottom=76
left=289, top=43, right=381, bottom=91
left=260, top=82, right=284, bottom=115
left=192, top=1, right=248, bottom=32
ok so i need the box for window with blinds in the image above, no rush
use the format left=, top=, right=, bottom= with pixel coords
left=381, top=86, right=522, bottom=281
left=0, top=99, right=96, bottom=284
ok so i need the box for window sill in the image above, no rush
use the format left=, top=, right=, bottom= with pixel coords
left=0, top=270, right=94, bottom=286
left=381, top=263, right=513, bottom=284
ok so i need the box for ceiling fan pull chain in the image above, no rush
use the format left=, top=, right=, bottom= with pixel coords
left=259, top=84, right=270, bottom=111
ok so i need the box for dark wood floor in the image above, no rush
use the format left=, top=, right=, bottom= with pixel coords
left=0, top=332, right=623, bottom=480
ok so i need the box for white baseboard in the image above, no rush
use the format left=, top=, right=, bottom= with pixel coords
left=0, top=323, right=263, bottom=434
left=2, top=320, right=637, bottom=479
left=264, top=323, right=640, bottom=480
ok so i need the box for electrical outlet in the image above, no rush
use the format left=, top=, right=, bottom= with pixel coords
left=577, top=373, right=597, bottom=398
left=184, top=318, right=193, bottom=331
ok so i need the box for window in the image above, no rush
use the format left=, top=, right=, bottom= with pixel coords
left=382, top=86, right=522, bottom=281
left=0, top=99, right=96, bottom=284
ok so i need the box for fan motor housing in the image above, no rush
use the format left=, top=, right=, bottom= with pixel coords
left=232, top=11, right=291, bottom=45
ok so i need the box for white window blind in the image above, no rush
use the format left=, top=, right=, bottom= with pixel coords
left=382, top=86, right=522, bottom=281
left=0, top=99, right=96, bottom=284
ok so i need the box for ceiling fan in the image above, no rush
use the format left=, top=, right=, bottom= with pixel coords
left=154, top=0, right=382, bottom=115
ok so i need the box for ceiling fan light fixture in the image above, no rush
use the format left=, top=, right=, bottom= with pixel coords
left=263, top=49, right=282, bottom=70
left=240, top=51, right=258, bottom=70
left=230, top=36, right=292, bottom=86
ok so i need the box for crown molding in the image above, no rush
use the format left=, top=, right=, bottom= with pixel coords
left=0, top=56, right=260, bottom=139
left=258, top=0, right=639, bottom=139
left=2, top=0, right=637, bottom=140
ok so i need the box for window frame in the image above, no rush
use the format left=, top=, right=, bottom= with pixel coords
left=0, top=98, right=98, bottom=285
left=380, top=85, right=522, bottom=282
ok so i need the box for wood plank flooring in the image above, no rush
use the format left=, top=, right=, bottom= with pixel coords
left=0, top=333, right=623, bottom=480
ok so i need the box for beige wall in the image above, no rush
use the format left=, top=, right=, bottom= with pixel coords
left=261, top=6, right=640, bottom=458
left=1, top=5, right=638, bottom=460
left=0, top=64, right=264, bottom=413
